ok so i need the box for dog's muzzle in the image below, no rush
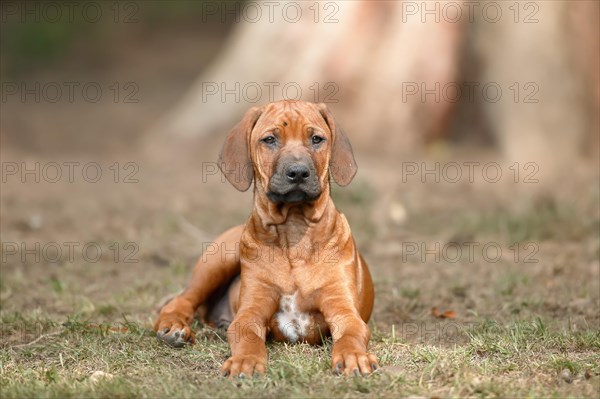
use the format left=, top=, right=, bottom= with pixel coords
left=267, top=159, right=321, bottom=204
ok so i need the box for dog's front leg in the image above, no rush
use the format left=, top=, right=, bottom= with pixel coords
left=221, top=281, right=277, bottom=378
left=154, top=225, right=244, bottom=347
left=320, top=294, right=379, bottom=376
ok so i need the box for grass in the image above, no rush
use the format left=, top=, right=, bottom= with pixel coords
left=1, top=311, right=598, bottom=398
left=1, top=168, right=598, bottom=398
left=456, top=198, right=593, bottom=243
left=411, top=195, right=599, bottom=245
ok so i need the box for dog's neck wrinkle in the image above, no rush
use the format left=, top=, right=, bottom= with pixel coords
left=249, top=192, right=338, bottom=245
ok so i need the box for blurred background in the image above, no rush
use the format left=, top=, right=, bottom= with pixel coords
left=3, top=1, right=598, bottom=163
left=1, top=0, right=599, bottom=350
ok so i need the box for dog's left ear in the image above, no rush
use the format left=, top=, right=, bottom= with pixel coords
left=218, top=107, right=263, bottom=191
left=318, top=103, right=357, bottom=186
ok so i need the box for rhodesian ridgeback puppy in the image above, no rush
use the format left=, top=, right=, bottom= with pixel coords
left=154, top=100, right=377, bottom=377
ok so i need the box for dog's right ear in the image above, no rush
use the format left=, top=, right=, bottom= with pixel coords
left=218, top=107, right=263, bottom=191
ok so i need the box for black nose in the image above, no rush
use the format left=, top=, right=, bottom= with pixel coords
left=285, top=164, right=310, bottom=183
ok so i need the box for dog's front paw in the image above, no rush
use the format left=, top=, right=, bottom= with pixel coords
left=221, top=355, right=266, bottom=378
left=154, top=316, right=195, bottom=348
left=332, top=350, right=379, bottom=376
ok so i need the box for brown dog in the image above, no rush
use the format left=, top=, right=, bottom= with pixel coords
left=154, top=100, right=377, bottom=377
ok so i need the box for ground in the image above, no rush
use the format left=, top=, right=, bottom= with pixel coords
left=1, top=145, right=598, bottom=398
left=1, top=23, right=599, bottom=398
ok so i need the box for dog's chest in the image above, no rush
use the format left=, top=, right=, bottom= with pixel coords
left=274, top=292, right=313, bottom=343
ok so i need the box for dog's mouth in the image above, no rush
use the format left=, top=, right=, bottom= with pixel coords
left=267, top=189, right=321, bottom=204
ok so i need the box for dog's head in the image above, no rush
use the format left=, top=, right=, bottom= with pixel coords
left=218, top=100, right=357, bottom=204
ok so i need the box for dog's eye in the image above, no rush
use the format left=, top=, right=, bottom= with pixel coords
left=311, top=136, right=325, bottom=145
left=262, top=136, right=276, bottom=145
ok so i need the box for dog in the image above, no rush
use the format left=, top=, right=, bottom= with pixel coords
left=154, top=100, right=378, bottom=377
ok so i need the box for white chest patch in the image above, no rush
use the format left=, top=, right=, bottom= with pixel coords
left=276, top=292, right=311, bottom=343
